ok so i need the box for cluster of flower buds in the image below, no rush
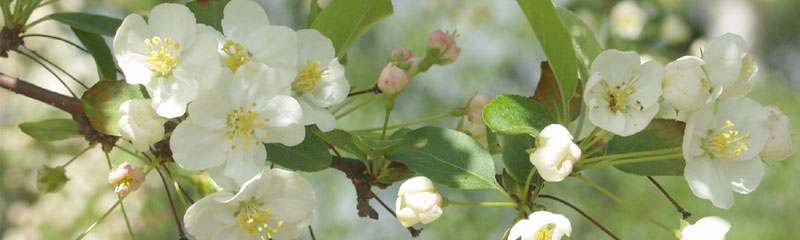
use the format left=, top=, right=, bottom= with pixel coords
left=376, top=29, right=461, bottom=95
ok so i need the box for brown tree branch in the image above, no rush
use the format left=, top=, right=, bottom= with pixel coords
left=0, top=71, right=83, bottom=114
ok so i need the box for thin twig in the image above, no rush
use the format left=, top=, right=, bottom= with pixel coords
left=24, top=46, right=89, bottom=88
left=155, top=166, right=187, bottom=239
left=347, top=85, right=380, bottom=97
left=308, top=225, right=317, bottom=240
left=14, top=49, right=78, bottom=97
left=161, top=164, right=195, bottom=205
left=647, top=176, right=690, bottom=219
left=0, top=72, right=83, bottom=113
left=539, top=194, right=620, bottom=240
left=21, top=33, right=88, bottom=52
left=374, top=195, right=422, bottom=238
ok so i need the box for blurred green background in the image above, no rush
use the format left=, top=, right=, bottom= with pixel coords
left=1, top=0, right=799, bottom=239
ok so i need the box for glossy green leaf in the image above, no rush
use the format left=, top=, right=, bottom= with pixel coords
left=47, top=13, right=122, bottom=36
left=81, top=81, right=147, bottom=136
left=310, top=0, right=393, bottom=56
left=500, top=134, right=535, bottom=182
left=391, top=127, right=498, bottom=190
left=71, top=27, right=116, bottom=81
left=556, top=7, right=602, bottom=79
left=19, top=119, right=81, bottom=141
left=187, top=0, right=230, bottom=31
left=266, top=127, right=332, bottom=172
left=517, top=0, right=580, bottom=112
left=314, top=129, right=368, bottom=160
left=483, top=94, right=554, bottom=135
left=608, top=119, right=686, bottom=176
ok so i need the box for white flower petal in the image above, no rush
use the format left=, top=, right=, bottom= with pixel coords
left=631, top=60, right=663, bottom=106
left=222, top=0, right=270, bottom=38
left=174, top=31, right=222, bottom=91
left=147, top=76, right=199, bottom=118
left=508, top=219, right=535, bottom=240
left=114, top=15, right=152, bottom=84
left=719, top=158, right=764, bottom=194
left=684, top=158, right=735, bottom=209
left=305, top=59, right=349, bottom=107
left=398, top=176, right=436, bottom=196
left=590, top=49, right=640, bottom=85
left=265, top=123, right=306, bottom=146
left=246, top=25, right=298, bottom=71
left=396, top=207, right=420, bottom=227
left=681, top=216, right=731, bottom=240
left=222, top=144, right=266, bottom=186
left=404, top=192, right=441, bottom=212
left=716, top=97, right=768, bottom=160
left=299, top=100, right=337, bottom=131
left=704, top=33, right=747, bottom=86
left=236, top=63, right=294, bottom=98
left=663, top=56, right=709, bottom=112
left=170, top=120, right=229, bottom=171
left=184, top=191, right=236, bottom=239
left=260, top=95, right=303, bottom=128
left=148, top=3, right=197, bottom=46
left=297, top=29, right=336, bottom=64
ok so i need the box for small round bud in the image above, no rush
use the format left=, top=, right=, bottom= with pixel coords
left=377, top=63, right=410, bottom=95
left=530, top=124, right=581, bottom=182
left=395, top=176, right=443, bottom=227
left=389, top=48, right=414, bottom=65
left=427, top=29, right=460, bottom=65
left=108, top=162, right=145, bottom=196
left=37, top=166, right=68, bottom=193
left=118, top=99, right=165, bottom=152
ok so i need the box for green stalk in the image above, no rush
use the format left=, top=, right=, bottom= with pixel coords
left=576, top=175, right=674, bottom=233
left=579, top=147, right=682, bottom=166
left=446, top=199, right=518, bottom=208
left=351, top=108, right=462, bottom=132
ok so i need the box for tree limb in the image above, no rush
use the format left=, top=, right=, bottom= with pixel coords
left=0, top=71, right=83, bottom=114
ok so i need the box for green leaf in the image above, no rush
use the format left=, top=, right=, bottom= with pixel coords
left=310, top=0, right=393, bottom=56
left=608, top=119, right=686, bottom=176
left=517, top=0, right=580, bottom=113
left=19, top=119, right=81, bottom=141
left=187, top=0, right=230, bottom=31
left=47, top=13, right=122, bottom=36
left=483, top=94, right=554, bottom=135
left=500, top=134, right=535, bottom=182
left=556, top=7, right=602, bottom=78
left=266, top=127, right=332, bottom=172
left=71, top=27, right=116, bottom=81
left=314, top=129, right=368, bottom=160
left=391, top=127, right=498, bottom=190
left=81, top=81, right=147, bottom=136
left=307, top=0, right=323, bottom=26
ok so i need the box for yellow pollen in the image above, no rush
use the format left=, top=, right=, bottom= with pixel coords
left=226, top=103, right=267, bottom=148
left=703, top=120, right=750, bottom=159
left=293, top=61, right=324, bottom=94
left=235, top=199, right=283, bottom=239
left=223, top=40, right=251, bottom=72
left=603, top=80, right=638, bottom=113
left=145, top=36, right=181, bottom=77
left=534, top=223, right=556, bottom=240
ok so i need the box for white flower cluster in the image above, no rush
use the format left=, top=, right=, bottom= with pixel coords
left=584, top=33, right=794, bottom=210
left=111, top=0, right=340, bottom=239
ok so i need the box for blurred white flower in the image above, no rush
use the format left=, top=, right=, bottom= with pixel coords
left=761, top=106, right=794, bottom=161
left=584, top=50, right=662, bottom=136
left=292, top=29, right=349, bottom=132
left=530, top=124, right=581, bottom=182
left=683, top=97, right=768, bottom=209
left=508, top=211, right=571, bottom=240
left=107, top=162, right=145, bottom=197
left=170, top=64, right=304, bottom=186
left=395, top=176, right=443, bottom=227
left=680, top=216, right=731, bottom=240
left=377, top=63, right=410, bottom=95
left=113, top=3, right=221, bottom=118
left=689, top=38, right=707, bottom=57
left=610, top=0, right=647, bottom=40
left=661, top=14, right=691, bottom=44
left=118, top=99, right=164, bottom=152
left=185, top=168, right=315, bottom=240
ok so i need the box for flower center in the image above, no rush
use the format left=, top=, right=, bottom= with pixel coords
left=292, top=61, right=324, bottom=94
left=603, top=80, right=639, bottom=113
left=534, top=223, right=556, bottom=240
left=223, top=40, right=252, bottom=72
left=226, top=103, right=267, bottom=149
left=702, top=120, right=750, bottom=159
left=145, top=36, right=181, bottom=78
left=235, top=198, right=283, bottom=239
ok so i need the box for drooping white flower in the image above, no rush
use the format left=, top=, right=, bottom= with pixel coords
left=395, top=176, right=444, bottom=227
left=761, top=105, right=794, bottom=161
left=703, top=33, right=758, bottom=99
left=680, top=216, right=731, bottom=240
left=530, top=124, right=581, bottom=182
left=108, top=162, right=145, bottom=196
left=113, top=3, right=221, bottom=118
left=584, top=50, right=663, bottom=136
left=212, top=0, right=298, bottom=73
left=184, top=168, right=315, bottom=240
left=507, top=211, right=572, bottom=240
left=170, top=63, right=304, bottom=185
left=661, top=14, right=691, bottom=44
left=291, top=29, right=349, bottom=132
left=683, top=97, right=768, bottom=209
left=118, top=99, right=165, bottom=152
left=662, top=56, right=718, bottom=115
left=610, top=0, right=647, bottom=40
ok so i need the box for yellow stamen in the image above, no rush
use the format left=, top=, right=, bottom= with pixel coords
left=235, top=198, right=283, bottom=239
left=223, top=40, right=252, bottom=72
left=603, top=80, right=638, bottom=113
left=535, top=223, right=556, bottom=240
left=145, top=36, right=181, bottom=77
left=292, top=61, right=324, bottom=94
left=702, top=120, right=750, bottom=159
left=225, top=102, right=267, bottom=149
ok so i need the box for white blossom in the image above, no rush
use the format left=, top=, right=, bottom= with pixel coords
left=395, top=176, right=443, bottom=227
left=113, top=3, right=221, bottom=118
left=118, top=99, right=165, bottom=152
left=680, top=216, right=731, bottom=240
left=683, top=97, right=768, bottom=209
left=761, top=106, right=794, bottom=161
left=170, top=63, right=304, bottom=186
left=530, top=124, right=581, bottom=182
left=661, top=14, right=691, bottom=44
left=508, top=211, right=571, bottom=240
left=584, top=50, right=663, bottom=136
left=662, top=56, right=717, bottom=115
left=184, top=168, right=315, bottom=240
left=292, top=29, right=349, bottom=132
left=610, top=1, right=646, bottom=40
left=704, top=33, right=758, bottom=99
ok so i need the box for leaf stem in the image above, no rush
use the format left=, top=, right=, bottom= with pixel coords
left=62, top=145, right=93, bottom=167
left=75, top=166, right=154, bottom=240
left=581, top=153, right=684, bottom=170
left=647, top=176, right=691, bottom=219
left=580, top=147, right=681, bottom=166
left=576, top=175, right=673, bottom=233
left=335, top=94, right=378, bottom=119
left=538, top=194, right=620, bottom=240
left=155, top=166, right=187, bottom=239
left=446, top=199, right=518, bottom=208
left=352, top=108, right=462, bottom=132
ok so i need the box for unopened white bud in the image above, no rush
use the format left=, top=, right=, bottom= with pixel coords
left=395, top=176, right=443, bottom=227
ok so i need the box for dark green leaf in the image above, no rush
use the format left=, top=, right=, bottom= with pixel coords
left=187, top=0, right=230, bottom=31
left=311, top=0, right=393, bottom=56
left=608, top=119, right=686, bottom=176
left=266, top=127, right=332, bottom=172
left=483, top=94, right=554, bottom=135
left=47, top=13, right=122, bottom=36
left=500, top=134, right=535, bottom=182
left=517, top=0, right=580, bottom=112
left=19, top=119, right=81, bottom=141
left=71, top=27, right=116, bottom=81
left=556, top=7, right=602, bottom=79
left=391, top=127, right=498, bottom=190
left=81, top=81, right=147, bottom=136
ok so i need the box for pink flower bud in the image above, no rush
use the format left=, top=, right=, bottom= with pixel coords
left=377, top=63, right=410, bottom=95
left=466, top=92, right=493, bottom=122
left=108, top=162, right=145, bottom=196
left=427, top=29, right=460, bottom=64
left=389, top=48, right=414, bottom=64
